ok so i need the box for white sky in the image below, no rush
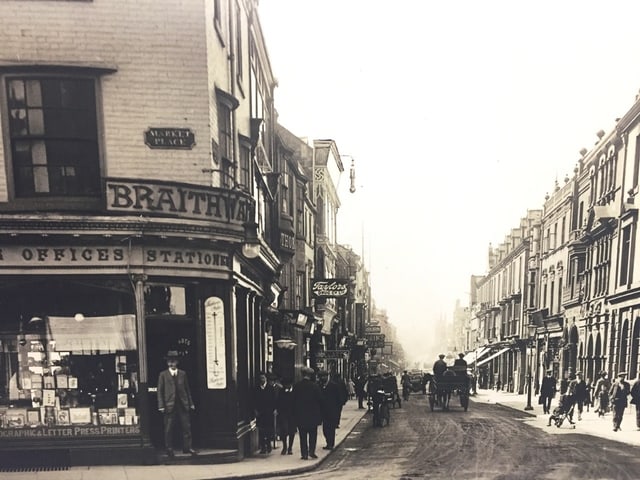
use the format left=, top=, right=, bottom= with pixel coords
left=258, top=0, right=640, bottom=363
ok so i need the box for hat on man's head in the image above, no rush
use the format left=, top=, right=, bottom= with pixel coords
left=546, top=369, right=553, bottom=373
left=439, top=354, right=445, bottom=359
left=618, top=371, right=627, bottom=377
left=576, top=371, right=583, bottom=376
left=301, top=366, right=314, bottom=376
left=165, top=350, right=180, bottom=359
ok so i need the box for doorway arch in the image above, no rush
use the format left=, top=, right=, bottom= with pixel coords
left=619, top=319, right=629, bottom=375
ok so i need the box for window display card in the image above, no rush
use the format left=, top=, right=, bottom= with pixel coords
left=43, top=376, right=55, bottom=389
left=118, top=416, right=126, bottom=425
left=29, top=366, right=44, bottom=375
left=117, top=393, right=128, bottom=408
left=31, top=389, right=43, bottom=408
left=6, top=409, right=27, bottom=428
left=124, top=408, right=136, bottom=417
left=109, top=412, right=118, bottom=425
left=68, top=377, right=78, bottom=389
left=30, top=374, right=43, bottom=389
left=55, top=375, right=68, bottom=389
left=27, top=409, right=41, bottom=426
left=43, top=407, right=55, bottom=427
left=56, top=409, right=70, bottom=425
left=27, top=351, right=46, bottom=366
left=69, top=407, right=91, bottom=424
left=42, top=389, right=56, bottom=407
left=48, top=352, right=61, bottom=364
left=98, top=409, right=111, bottom=425
left=22, top=376, right=32, bottom=390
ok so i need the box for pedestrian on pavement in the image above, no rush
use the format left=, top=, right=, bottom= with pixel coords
left=332, top=372, right=349, bottom=427
left=157, top=350, right=197, bottom=457
left=253, top=371, right=277, bottom=454
left=609, top=371, right=630, bottom=432
left=347, top=377, right=356, bottom=400
left=630, top=373, right=640, bottom=430
left=276, top=378, right=296, bottom=455
left=292, top=367, right=322, bottom=460
left=318, top=369, right=342, bottom=451
left=539, top=369, right=557, bottom=415
left=585, top=377, right=592, bottom=412
left=594, top=371, right=611, bottom=417
left=355, top=374, right=367, bottom=409
left=570, top=372, right=588, bottom=421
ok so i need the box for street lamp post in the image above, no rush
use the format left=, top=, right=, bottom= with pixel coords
left=524, top=323, right=537, bottom=411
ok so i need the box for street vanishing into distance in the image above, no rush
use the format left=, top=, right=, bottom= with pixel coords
left=269, top=393, right=640, bottom=480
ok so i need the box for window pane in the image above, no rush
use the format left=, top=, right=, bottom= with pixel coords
left=7, top=80, right=25, bottom=108
left=28, top=109, right=44, bottom=135
left=25, top=80, right=42, bottom=107
left=9, top=109, right=28, bottom=136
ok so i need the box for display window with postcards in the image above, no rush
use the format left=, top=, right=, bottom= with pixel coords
left=0, top=314, right=140, bottom=436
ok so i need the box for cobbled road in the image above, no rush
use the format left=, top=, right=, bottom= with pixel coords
left=268, top=392, right=640, bottom=480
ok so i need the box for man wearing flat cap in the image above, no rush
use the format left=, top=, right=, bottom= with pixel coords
left=609, top=371, right=630, bottom=432
left=569, top=372, right=588, bottom=421
left=157, top=350, right=197, bottom=457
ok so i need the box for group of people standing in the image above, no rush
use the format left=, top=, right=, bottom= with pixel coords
left=252, top=367, right=348, bottom=460
left=539, top=368, right=640, bottom=432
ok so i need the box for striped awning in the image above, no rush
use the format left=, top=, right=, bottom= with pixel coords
left=464, top=346, right=491, bottom=365
left=476, top=347, right=510, bottom=367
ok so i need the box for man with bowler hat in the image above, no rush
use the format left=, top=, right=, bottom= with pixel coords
left=157, top=350, right=197, bottom=457
left=609, top=371, right=631, bottom=432
left=318, top=369, right=342, bottom=451
left=293, top=367, right=322, bottom=460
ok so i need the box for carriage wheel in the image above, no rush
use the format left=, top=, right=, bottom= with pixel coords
left=429, top=395, right=435, bottom=412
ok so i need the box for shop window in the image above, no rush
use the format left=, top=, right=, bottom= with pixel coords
left=0, top=315, right=139, bottom=433
left=144, top=285, right=186, bottom=316
left=5, top=77, right=101, bottom=198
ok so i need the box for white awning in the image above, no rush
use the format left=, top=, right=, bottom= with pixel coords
left=464, top=346, right=491, bottom=365
left=476, top=347, right=510, bottom=367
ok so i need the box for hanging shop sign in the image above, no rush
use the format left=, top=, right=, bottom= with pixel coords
left=204, top=297, right=226, bottom=389
left=364, top=325, right=381, bottom=334
left=365, top=334, right=386, bottom=348
left=105, top=178, right=253, bottom=225
left=324, top=350, right=350, bottom=359
left=144, top=127, right=195, bottom=149
left=311, top=279, right=349, bottom=298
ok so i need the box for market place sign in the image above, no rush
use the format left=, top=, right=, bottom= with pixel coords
left=144, top=127, right=195, bottom=149
left=311, top=279, right=349, bottom=298
left=105, top=178, right=253, bottom=225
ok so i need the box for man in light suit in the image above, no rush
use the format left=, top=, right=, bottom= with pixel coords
left=157, top=350, right=197, bottom=457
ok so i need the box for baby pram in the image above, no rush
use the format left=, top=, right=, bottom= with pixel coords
left=547, top=394, right=576, bottom=429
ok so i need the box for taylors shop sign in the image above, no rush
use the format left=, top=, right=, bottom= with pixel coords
left=311, top=279, right=349, bottom=298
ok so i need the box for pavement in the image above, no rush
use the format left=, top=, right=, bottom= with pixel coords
left=473, top=387, right=640, bottom=446
left=1, top=400, right=368, bottom=480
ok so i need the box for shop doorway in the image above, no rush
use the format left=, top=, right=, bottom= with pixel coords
left=145, top=316, right=198, bottom=449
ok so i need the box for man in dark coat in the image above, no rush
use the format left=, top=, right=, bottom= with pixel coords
left=253, top=371, right=277, bottom=454
left=332, top=373, right=349, bottom=427
left=539, top=369, right=557, bottom=415
left=293, top=367, right=323, bottom=460
left=157, top=350, right=197, bottom=457
left=570, top=372, right=589, bottom=421
left=276, top=378, right=296, bottom=455
left=433, top=354, right=448, bottom=379
left=453, top=353, right=468, bottom=376
left=609, top=371, right=631, bottom=432
left=355, top=374, right=367, bottom=409
left=318, top=369, right=342, bottom=451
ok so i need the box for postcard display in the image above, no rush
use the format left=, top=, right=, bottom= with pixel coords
left=0, top=315, right=140, bottom=436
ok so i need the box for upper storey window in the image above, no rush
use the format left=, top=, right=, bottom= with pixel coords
left=6, top=77, right=100, bottom=198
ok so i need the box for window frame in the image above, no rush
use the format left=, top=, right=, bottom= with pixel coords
left=0, top=69, right=106, bottom=211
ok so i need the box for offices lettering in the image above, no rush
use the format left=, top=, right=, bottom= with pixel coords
left=0, top=247, right=229, bottom=268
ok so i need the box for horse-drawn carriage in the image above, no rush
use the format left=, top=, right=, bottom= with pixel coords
left=426, top=369, right=470, bottom=412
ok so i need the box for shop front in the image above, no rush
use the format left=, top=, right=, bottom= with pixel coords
left=0, top=180, right=277, bottom=465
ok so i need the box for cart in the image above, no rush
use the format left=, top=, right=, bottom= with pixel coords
left=426, top=371, right=470, bottom=412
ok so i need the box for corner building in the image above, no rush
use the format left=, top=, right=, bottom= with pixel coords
left=0, top=0, right=279, bottom=465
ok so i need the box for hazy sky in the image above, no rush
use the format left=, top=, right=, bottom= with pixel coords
left=259, top=0, right=640, bottom=362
